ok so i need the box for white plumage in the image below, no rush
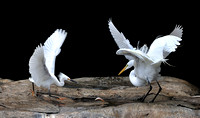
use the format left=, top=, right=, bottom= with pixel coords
left=109, top=20, right=183, bottom=102
left=108, top=20, right=135, bottom=60
left=29, top=29, right=75, bottom=96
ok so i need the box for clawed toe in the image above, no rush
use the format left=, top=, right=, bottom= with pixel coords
left=136, top=96, right=145, bottom=102
left=30, top=89, right=35, bottom=96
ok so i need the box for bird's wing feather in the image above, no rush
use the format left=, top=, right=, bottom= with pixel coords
left=108, top=20, right=135, bottom=60
left=170, top=25, right=183, bottom=38
left=147, top=35, right=182, bottom=62
left=43, top=29, right=67, bottom=74
left=29, top=45, right=51, bottom=87
left=116, top=48, right=154, bottom=63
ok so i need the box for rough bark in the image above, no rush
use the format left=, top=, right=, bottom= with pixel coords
left=0, top=76, right=199, bottom=117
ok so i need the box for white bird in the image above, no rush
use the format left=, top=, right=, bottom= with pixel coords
left=108, top=20, right=183, bottom=102
left=29, top=29, right=76, bottom=99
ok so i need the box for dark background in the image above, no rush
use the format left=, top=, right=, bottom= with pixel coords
left=0, top=2, right=199, bottom=88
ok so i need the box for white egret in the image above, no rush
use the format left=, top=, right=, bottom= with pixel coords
left=108, top=20, right=183, bottom=102
left=29, top=29, right=76, bottom=99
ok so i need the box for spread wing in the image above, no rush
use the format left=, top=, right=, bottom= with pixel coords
left=147, top=35, right=182, bottom=62
left=147, top=25, right=183, bottom=62
left=108, top=20, right=135, bottom=60
left=116, top=48, right=154, bottom=63
left=43, top=29, right=67, bottom=75
left=170, top=25, right=183, bottom=38
left=29, top=44, right=51, bottom=86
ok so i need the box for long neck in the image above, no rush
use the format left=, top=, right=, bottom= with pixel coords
left=53, top=76, right=65, bottom=87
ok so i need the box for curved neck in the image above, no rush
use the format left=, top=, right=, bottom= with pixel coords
left=54, top=76, right=65, bottom=87
left=127, top=60, right=134, bottom=70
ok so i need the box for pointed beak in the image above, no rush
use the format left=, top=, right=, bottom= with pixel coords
left=69, top=78, right=77, bottom=83
left=118, top=65, right=128, bottom=75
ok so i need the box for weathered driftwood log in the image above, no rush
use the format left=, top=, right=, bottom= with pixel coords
left=0, top=76, right=199, bottom=117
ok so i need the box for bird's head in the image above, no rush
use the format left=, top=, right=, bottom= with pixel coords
left=58, top=72, right=77, bottom=83
left=118, top=60, right=134, bottom=75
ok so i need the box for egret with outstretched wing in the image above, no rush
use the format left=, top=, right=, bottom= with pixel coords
left=109, top=20, right=183, bottom=102
left=29, top=29, right=76, bottom=99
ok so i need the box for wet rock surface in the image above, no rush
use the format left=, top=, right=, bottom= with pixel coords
left=0, top=76, right=200, bottom=117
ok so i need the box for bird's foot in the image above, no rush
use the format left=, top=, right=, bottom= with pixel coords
left=136, top=96, right=145, bottom=102
left=49, top=94, right=66, bottom=100
left=30, top=89, right=35, bottom=96
left=149, top=100, right=154, bottom=103
left=149, top=98, right=156, bottom=103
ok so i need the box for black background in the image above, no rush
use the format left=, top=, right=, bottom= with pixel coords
left=0, top=2, right=199, bottom=88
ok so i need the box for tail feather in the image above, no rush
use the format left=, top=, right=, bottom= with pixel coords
left=152, top=58, right=175, bottom=67
left=162, top=59, right=175, bottom=67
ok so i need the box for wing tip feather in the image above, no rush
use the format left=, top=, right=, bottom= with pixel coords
left=175, top=24, right=183, bottom=30
left=55, top=29, right=67, bottom=36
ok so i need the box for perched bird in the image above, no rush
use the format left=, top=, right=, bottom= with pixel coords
left=108, top=20, right=183, bottom=102
left=29, top=29, right=76, bottom=99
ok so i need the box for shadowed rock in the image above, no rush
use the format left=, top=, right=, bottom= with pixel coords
left=0, top=76, right=200, bottom=117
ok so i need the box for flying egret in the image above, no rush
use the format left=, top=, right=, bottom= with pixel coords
left=29, top=29, right=77, bottom=99
left=108, top=20, right=183, bottom=102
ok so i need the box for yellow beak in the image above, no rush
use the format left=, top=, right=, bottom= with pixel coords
left=118, top=65, right=128, bottom=75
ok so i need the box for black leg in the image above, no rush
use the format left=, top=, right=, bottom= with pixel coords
left=32, top=83, right=35, bottom=92
left=48, top=89, right=61, bottom=99
left=141, top=78, right=152, bottom=102
left=31, top=82, right=35, bottom=96
left=48, top=89, right=51, bottom=97
left=48, top=89, right=57, bottom=98
left=150, top=80, right=162, bottom=103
